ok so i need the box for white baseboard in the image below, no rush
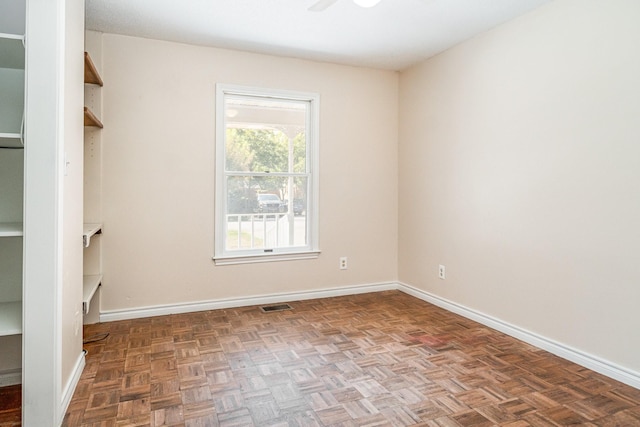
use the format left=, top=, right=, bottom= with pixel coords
left=97, top=280, right=639, bottom=390
left=397, top=281, right=640, bottom=390
left=100, top=282, right=397, bottom=322
left=59, top=350, right=86, bottom=425
left=0, top=368, right=21, bottom=387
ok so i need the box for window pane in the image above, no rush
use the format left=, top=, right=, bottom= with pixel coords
left=225, top=176, right=308, bottom=251
left=225, top=128, right=289, bottom=173
left=225, top=96, right=307, bottom=173
left=227, top=175, right=287, bottom=214
left=293, top=132, right=306, bottom=173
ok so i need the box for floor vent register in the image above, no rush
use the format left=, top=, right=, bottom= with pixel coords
left=260, top=303, right=293, bottom=313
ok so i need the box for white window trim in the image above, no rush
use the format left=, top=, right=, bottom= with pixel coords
left=213, top=84, right=320, bottom=265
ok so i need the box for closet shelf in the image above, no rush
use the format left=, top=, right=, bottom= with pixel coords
left=84, top=52, right=103, bottom=86
left=0, top=222, right=23, bottom=237
left=0, top=301, right=22, bottom=336
left=83, top=223, right=102, bottom=247
left=0, top=34, right=25, bottom=70
left=0, top=133, right=23, bottom=149
left=84, top=107, right=103, bottom=128
left=83, top=275, right=102, bottom=315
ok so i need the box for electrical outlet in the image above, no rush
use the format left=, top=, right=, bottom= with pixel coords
left=438, top=264, right=446, bottom=280
left=340, top=257, right=348, bottom=270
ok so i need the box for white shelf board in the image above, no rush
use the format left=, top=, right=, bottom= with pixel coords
left=83, top=275, right=102, bottom=314
left=0, top=34, right=24, bottom=70
left=0, top=301, right=22, bottom=336
left=0, top=132, right=23, bottom=148
left=83, top=223, right=102, bottom=247
left=0, top=222, right=23, bottom=237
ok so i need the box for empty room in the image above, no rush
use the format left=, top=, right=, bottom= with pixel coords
left=1, top=0, right=639, bottom=425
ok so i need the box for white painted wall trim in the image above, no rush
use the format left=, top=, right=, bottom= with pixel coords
left=23, top=0, right=65, bottom=424
left=99, top=280, right=640, bottom=390
left=0, top=369, right=21, bottom=387
left=397, top=282, right=640, bottom=391
left=100, top=282, right=397, bottom=322
left=58, top=351, right=85, bottom=425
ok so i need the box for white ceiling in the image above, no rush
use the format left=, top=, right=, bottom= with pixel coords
left=85, top=0, right=553, bottom=71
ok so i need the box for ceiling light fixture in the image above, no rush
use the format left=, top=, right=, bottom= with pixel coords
left=353, top=0, right=382, bottom=8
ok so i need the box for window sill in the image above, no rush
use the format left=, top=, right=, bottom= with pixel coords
left=213, top=250, right=321, bottom=266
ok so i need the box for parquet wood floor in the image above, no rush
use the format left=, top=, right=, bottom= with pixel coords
left=52, top=291, right=640, bottom=425
left=0, top=384, right=21, bottom=426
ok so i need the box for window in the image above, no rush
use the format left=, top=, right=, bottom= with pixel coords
left=214, top=85, right=320, bottom=264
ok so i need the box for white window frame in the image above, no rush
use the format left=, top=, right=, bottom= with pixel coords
left=213, top=84, right=320, bottom=265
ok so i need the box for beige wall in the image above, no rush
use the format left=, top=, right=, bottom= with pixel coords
left=100, top=34, right=399, bottom=311
left=399, top=0, right=640, bottom=372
